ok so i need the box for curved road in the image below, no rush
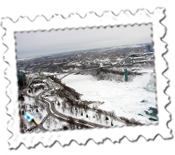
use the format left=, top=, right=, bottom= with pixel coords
left=22, top=76, right=113, bottom=132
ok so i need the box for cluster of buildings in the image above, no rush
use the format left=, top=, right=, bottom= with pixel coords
left=123, top=44, right=154, bottom=65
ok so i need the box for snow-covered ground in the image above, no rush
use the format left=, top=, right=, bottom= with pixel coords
left=62, top=68, right=157, bottom=124
left=52, top=96, right=124, bottom=127
left=21, top=96, right=48, bottom=128
left=43, top=116, right=70, bottom=131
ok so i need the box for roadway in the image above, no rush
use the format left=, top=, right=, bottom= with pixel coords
left=22, top=75, right=113, bottom=132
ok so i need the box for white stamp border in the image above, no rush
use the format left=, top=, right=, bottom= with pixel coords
left=1, top=8, right=172, bottom=149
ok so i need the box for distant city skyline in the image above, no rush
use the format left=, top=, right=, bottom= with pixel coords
left=15, top=24, right=152, bottom=59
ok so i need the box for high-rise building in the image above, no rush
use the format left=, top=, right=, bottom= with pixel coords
left=147, top=44, right=153, bottom=52
left=17, top=71, right=27, bottom=89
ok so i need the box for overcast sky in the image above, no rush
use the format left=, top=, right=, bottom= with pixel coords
left=15, top=24, right=152, bottom=59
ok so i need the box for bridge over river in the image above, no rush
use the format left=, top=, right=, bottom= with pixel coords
left=59, top=63, right=133, bottom=80
left=59, top=50, right=135, bottom=80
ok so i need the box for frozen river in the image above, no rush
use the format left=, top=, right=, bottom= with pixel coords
left=62, top=69, right=157, bottom=124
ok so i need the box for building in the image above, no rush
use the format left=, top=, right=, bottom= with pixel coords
left=129, top=54, right=139, bottom=57
left=17, top=71, right=27, bottom=89
left=125, top=57, right=132, bottom=64
left=110, top=58, right=116, bottom=62
left=133, top=57, right=146, bottom=61
left=103, top=62, right=112, bottom=66
left=132, top=56, right=146, bottom=63
left=147, top=44, right=153, bottom=52
left=144, top=52, right=153, bottom=56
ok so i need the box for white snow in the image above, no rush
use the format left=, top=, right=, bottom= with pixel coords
left=62, top=68, right=157, bottom=124
left=47, top=96, right=56, bottom=101
left=22, top=96, right=48, bottom=128
left=23, top=96, right=35, bottom=106
left=33, top=108, right=48, bottom=124
left=32, top=83, right=45, bottom=87
left=43, top=116, right=69, bottom=131
left=54, top=100, right=124, bottom=127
